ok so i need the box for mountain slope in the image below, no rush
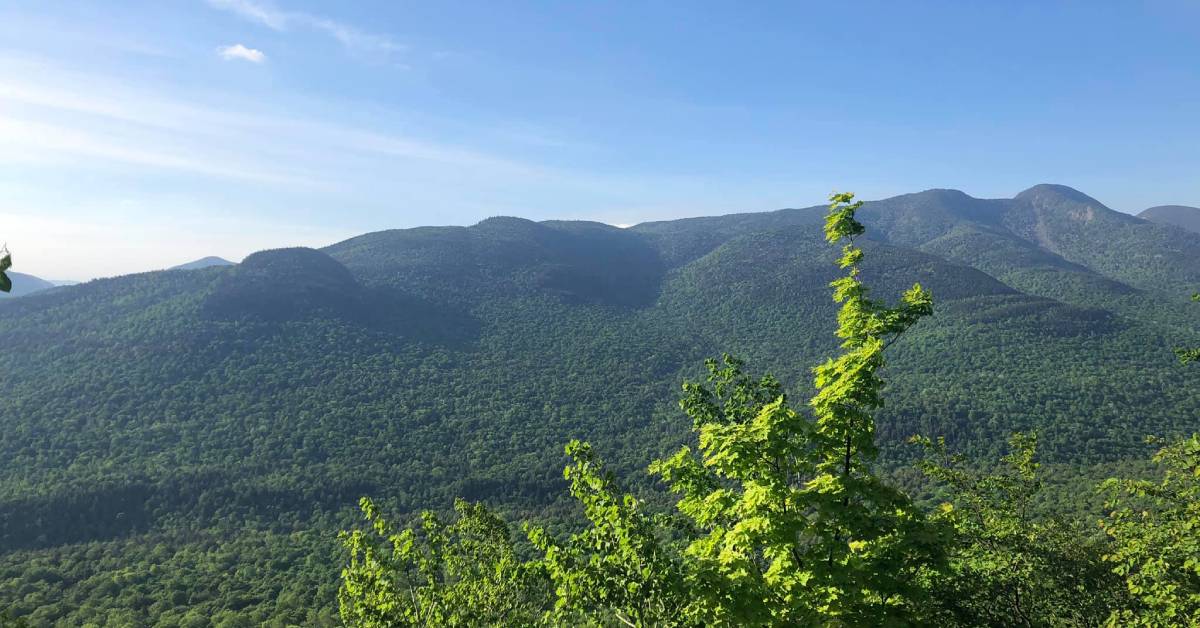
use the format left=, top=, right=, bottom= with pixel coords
left=1004, top=185, right=1200, bottom=294
left=326, top=217, right=667, bottom=308
left=1139, top=204, right=1200, bottom=234
left=1, top=184, right=1198, bottom=624
left=171, top=256, right=235, bottom=271
left=0, top=272, right=56, bottom=298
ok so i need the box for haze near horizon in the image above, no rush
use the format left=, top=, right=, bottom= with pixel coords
left=2, top=0, right=1199, bottom=280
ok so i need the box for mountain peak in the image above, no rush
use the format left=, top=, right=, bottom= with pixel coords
left=1014, top=184, right=1104, bottom=207
left=202, top=247, right=359, bottom=322
left=1141, top=204, right=1200, bottom=216
left=873, top=188, right=975, bottom=208
left=239, top=247, right=352, bottom=279
left=1139, top=205, right=1200, bottom=234
left=913, top=188, right=971, bottom=199
left=474, top=215, right=539, bottom=229
left=170, top=256, right=235, bottom=271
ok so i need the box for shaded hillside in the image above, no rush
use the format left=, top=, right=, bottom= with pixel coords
left=1, top=184, right=1198, bottom=624
left=202, top=248, right=362, bottom=322
left=202, top=247, right=477, bottom=340
left=325, top=217, right=666, bottom=308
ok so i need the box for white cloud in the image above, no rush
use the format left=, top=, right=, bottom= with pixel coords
left=206, top=0, right=288, bottom=29
left=217, top=43, right=266, bottom=63
left=0, top=60, right=544, bottom=182
left=0, top=55, right=801, bottom=281
left=207, top=0, right=402, bottom=56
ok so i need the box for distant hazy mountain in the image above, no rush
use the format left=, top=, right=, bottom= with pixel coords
left=0, top=271, right=56, bottom=297
left=1139, top=205, right=1200, bottom=235
left=170, top=256, right=235, bottom=270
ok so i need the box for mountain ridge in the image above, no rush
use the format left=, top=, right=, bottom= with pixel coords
left=170, top=255, right=236, bottom=271
left=2, top=183, right=1199, bottom=623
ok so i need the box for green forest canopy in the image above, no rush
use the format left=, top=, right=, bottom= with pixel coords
left=337, top=194, right=1200, bottom=627
left=2, top=185, right=1199, bottom=625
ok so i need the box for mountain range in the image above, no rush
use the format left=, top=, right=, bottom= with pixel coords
left=2, top=184, right=1199, bottom=624
left=0, top=257, right=234, bottom=301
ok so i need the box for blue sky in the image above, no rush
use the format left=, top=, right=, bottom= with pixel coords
left=2, top=1, right=1198, bottom=280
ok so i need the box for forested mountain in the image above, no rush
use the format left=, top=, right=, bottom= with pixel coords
left=2, top=184, right=1198, bottom=625
left=0, top=272, right=56, bottom=298
left=1139, top=204, right=1200, bottom=235
left=170, top=256, right=236, bottom=271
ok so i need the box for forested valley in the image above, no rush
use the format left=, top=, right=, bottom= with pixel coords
left=2, top=186, right=1200, bottom=626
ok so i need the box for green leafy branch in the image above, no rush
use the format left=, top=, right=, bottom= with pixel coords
left=0, top=246, right=11, bottom=293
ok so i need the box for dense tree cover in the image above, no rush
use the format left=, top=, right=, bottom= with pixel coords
left=1178, top=293, right=1200, bottom=365
left=339, top=194, right=1200, bottom=627
left=339, top=498, right=551, bottom=626
left=644, top=194, right=940, bottom=625
left=0, top=526, right=340, bottom=627
left=912, top=432, right=1128, bottom=625
left=1101, top=434, right=1200, bottom=626
left=3, top=186, right=1200, bottom=623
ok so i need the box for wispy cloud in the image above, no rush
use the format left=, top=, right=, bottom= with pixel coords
left=207, top=0, right=402, bottom=56
left=0, top=12, right=176, bottom=59
left=0, top=56, right=560, bottom=190
left=0, top=54, right=781, bottom=281
left=0, top=117, right=306, bottom=185
left=217, top=43, right=266, bottom=63
left=206, top=0, right=287, bottom=29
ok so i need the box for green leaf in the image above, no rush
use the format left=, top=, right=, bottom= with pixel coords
left=0, top=251, right=10, bottom=293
